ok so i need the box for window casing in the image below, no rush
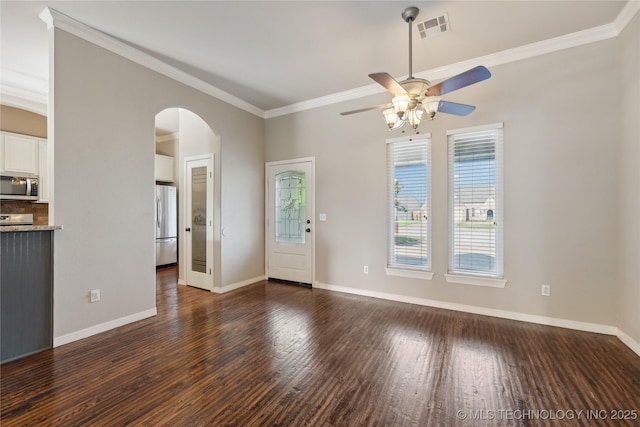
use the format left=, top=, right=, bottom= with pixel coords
left=387, top=136, right=432, bottom=274
left=447, top=124, right=504, bottom=280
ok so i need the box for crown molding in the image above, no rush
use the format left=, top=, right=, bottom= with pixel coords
left=264, top=83, right=384, bottom=119
left=39, top=7, right=265, bottom=119
left=34, top=3, right=639, bottom=122
left=0, top=85, right=48, bottom=116
left=266, top=20, right=621, bottom=119
left=615, top=0, right=640, bottom=33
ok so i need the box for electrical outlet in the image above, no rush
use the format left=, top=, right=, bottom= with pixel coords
left=90, top=289, right=101, bottom=302
left=541, top=284, right=550, bottom=297
left=319, top=213, right=327, bottom=221
left=363, top=265, right=369, bottom=274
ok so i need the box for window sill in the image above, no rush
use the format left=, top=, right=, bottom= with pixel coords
left=385, top=267, right=434, bottom=280
left=444, top=274, right=507, bottom=288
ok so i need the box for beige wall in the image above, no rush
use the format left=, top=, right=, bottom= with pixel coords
left=52, top=28, right=264, bottom=339
left=617, top=12, right=640, bottom=344
left=47, top=9, right=637, bottom=346
left=0, top=105, right=47, bottom=138
left=266, top=38, right=622, bottom=327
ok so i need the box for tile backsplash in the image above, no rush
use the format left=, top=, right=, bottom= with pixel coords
left=0, top=201, right=49, bottom=225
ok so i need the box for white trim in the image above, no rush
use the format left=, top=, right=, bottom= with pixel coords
left=446, top=122, right=504, bottom=136
left=314, top=280, right=640, bottom=356
left=214, top=275, right=266, bottom=294
left=265, top=156, right=316, bottom=167
left=39, top=8, right=264, bottom=119
left=313, top=281, right=617, bottom=335
left=385, top=133, right=431, bottom=144
left=53, top=308, right=157, bottom=347
left=444, top=273, right=507, bottom=289
left=265, top=21, right=623, bottom=119
left=155, top=132, right=179, bottom=144
left=31, top=4, right=638, bottom=121
left=0, top=85, right=48, bottom=116
left=617, top=329, right=640, bottom=358
left=385, top=268, right=434, bottom=280
left=614, top=0, right=640, bottom=34
left=38, top=8, right=54, bottom=28
left=264, top=84, right=385, bottom=119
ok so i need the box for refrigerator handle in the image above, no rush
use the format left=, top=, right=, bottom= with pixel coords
left=156, top=196, right=161, bottom=228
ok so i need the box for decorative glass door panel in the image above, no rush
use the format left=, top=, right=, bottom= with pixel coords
left=191, top=166, right=207, bottom=273
left=275, top=171, right=306, bottom=244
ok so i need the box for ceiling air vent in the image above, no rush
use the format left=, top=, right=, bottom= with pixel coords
left=416, top=13, right=450, bottom=39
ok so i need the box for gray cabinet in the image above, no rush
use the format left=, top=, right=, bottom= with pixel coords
left=1, top=230, right=53, bottom=363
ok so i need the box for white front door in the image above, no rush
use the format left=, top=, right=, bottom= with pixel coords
left=266, top=159, right=314, bottom=285
left=185, top=156, right=213, bottom=291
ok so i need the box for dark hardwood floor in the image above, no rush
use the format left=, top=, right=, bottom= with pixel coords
left=2, top=266, right=639, bottom=426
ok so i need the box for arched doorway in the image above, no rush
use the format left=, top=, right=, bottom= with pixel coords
left=154, top=108, right=221, bottom=292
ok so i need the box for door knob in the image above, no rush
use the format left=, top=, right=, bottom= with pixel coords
left=306, top=219, right=311, bottom=224
left=185, top=227, right=191, bottom=232
left=306, top=228, right=311, bottom=233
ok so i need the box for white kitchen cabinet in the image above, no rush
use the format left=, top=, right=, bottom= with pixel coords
left=38, top=140, right=50, bottom=202
left=0, top=132, right=38, bottom=175
left=155, top=154, right=175, bottom=182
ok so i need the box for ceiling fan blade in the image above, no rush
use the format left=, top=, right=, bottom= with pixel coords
left=340, top=104, right=389, bottom=116
left=437, top=100, right=476, bottom=116
left=369, top=72, right=407, bottom=96
left=426, top=66, right=491, bottom=97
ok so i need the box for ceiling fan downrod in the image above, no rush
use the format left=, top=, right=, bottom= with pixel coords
left=402, top=6, right=419, bottom=79
left=339, top=5, right=491, bottom=128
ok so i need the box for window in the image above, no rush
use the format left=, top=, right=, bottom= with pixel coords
left=447, top=124, right=505, bottom=286
left=386, top=136, right=432, bottom=278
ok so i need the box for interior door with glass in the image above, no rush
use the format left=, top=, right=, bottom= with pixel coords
left=185, top=156, right=213, bottom=291
left=266, top=159, right=314, bottom=285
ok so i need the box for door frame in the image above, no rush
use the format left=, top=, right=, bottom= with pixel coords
left=265, top=157, right=316, bottom=286
left=184, top=153, right=214, bottom=291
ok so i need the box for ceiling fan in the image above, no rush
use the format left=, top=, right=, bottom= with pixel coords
left=341, top=6, right=491, bottom=131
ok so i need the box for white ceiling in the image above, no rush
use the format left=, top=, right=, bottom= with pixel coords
left=0, top=1, right=631, bottom=115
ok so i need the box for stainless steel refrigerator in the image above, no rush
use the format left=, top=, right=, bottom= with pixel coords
left=155, top=184, right=177, bottom=266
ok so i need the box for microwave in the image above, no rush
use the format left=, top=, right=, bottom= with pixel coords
left=0, top=174, right=39, bottom=200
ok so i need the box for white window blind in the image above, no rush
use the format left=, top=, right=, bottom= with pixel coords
left=387, top=137, right=432, bottom=271
left=447, top=124, right=504, bottom=277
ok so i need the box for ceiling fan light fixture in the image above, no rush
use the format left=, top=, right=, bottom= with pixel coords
left=406, top=107, right=424, bottom=129
left=424, top=96, right=441, bottom=120
left=340, top=6, right=491, bottom=129
left=383, top=108, right=401, bottom=129
left=391, top=95, right=411, bottom=118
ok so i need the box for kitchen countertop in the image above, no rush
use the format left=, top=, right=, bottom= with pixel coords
left=0, top=225, right=62, bottom=232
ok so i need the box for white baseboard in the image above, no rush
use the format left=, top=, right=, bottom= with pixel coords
left=314, top=282, right=640, bottom=356
left=53, top=308, right=157, bottom=347
left=616, top=329, right=640, bottom=357
left=51, top=281, right=640, bottom=358
left=214, top=275, right=266, bottom=294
